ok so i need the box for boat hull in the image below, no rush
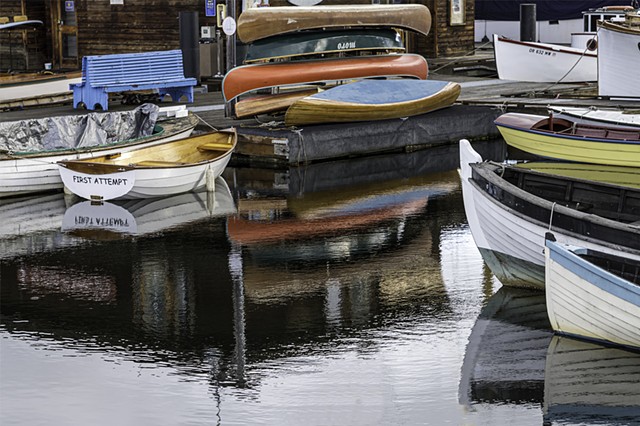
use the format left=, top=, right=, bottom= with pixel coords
left=0, top=71, right=82, bottom=102
left=244, top=29, right=404, bottom=63
left=284, top=79, right=460, bottom=126
left=493, top=34, right=597, bottom=83
left=598, top=20, right=640, bottom=98
left=222, top=54, right=428, bottom=101
left=459, top=139, right=640, bottom=289
left=0, top=115, right=198, bottom=198
left=236, top=4, right=432, bottom=43
left=495, top=112, right=640, bottom=166
left=59, top=130, right=236, bottom=200
left=545, top=239, right=640, bottom=349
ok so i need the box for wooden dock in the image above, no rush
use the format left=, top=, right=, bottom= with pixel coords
left=3, top=60, right=639, bottom=167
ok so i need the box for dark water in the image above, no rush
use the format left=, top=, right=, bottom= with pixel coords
left=2, top=142, right=640, bottom=426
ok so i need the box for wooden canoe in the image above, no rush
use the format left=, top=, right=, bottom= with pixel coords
left=284, top=79, right=460, bottom=126
left=243, top=28, right=404, bottom=63
left=58, top=129, right=236, bottom=201
left=222, top=54, right=428, bottom=101
left=237, top=4, right=432, bottom=44
left=234, top=87, right=322, bottom=118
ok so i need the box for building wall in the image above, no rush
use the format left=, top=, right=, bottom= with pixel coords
left=0, top=0, right=47, bottom=71
left=1, top=0, right=474, bottom=72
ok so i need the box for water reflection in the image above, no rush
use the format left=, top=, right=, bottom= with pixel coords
left=3, top=140, right=546, bottom=425
left=459, top=286, right=553, bottom=406
left=544, top=335, right=640, bottom=425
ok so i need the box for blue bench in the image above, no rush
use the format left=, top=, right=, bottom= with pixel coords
left=70, top=50, right=197, bottom=110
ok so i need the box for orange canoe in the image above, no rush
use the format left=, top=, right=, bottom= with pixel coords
left=222, top=54, right=428, bottom=101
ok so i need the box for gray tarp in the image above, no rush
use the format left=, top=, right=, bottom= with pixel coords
left=0, top=103, right=159, bottom=153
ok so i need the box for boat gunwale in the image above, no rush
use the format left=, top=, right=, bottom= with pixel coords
left=59, top=129, right=237, bottom=174
left=495, top=114, right=640, bottom=144
left=469, top=161, right=640, bottom=253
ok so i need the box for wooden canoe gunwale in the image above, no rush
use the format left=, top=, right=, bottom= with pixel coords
left=236, top=4, right=432, bottom=43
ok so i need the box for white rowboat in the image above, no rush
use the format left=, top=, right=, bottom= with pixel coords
left=545, top=235, right=640, bottom=350
left=493, top=34, right=597, bottom=83
left=59, top=129, right=236, bottom=200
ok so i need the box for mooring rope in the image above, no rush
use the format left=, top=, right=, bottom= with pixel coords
left=549, top=202, right=557, bottom=231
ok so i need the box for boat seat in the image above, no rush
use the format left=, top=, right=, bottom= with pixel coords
left=198, top=142, right=232, bottom=151
left=134, top=160, right=186, bottom=167
left=574, top=127, right=608, bottom=138
left=605, top=130, right=640, bottom=141
left=0, top=17, right=9, bottom=24
left=13, top=15, right=27, bottom=22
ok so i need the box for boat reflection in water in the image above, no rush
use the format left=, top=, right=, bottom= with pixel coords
left=544, top=335, right=640, bottom=424
left=62, top=177, right=236, bottom=238
left=459, top=286, right=552, bottom=406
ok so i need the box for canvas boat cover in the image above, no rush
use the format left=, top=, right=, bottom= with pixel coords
left=0, top=103, right=159, bottom=154
left=476, top=0, right=630, bottom=21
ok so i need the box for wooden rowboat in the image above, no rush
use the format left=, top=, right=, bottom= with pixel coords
left=459, top=139, right=640, bottom=289
left=243, top=28, right=404, bottom=63
left=236, top=4, right=432, bottom=44
left=222, top=54, right=428, bottom=101
left=495, top=112, right=640, bottom=166
left=0, top=107, right=198, bottom=198
left=545, top=233, right=640, bottom=350
left=58, top=129, right=236, bottom=201
left=284, top=79, right=460, bottom=126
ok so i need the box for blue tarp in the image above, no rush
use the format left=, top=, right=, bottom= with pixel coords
left=475, top=0, right=634, bottom=21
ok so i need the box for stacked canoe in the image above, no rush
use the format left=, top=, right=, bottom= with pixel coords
left=227, top=5, right=460, bottom=125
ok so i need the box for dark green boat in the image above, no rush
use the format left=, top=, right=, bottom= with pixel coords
left=243, top=28, right=405, bottom=63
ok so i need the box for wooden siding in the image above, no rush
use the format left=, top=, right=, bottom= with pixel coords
left=1, top=0, right=474, bottom=71
left=0, top=0, right=47, bottom=71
